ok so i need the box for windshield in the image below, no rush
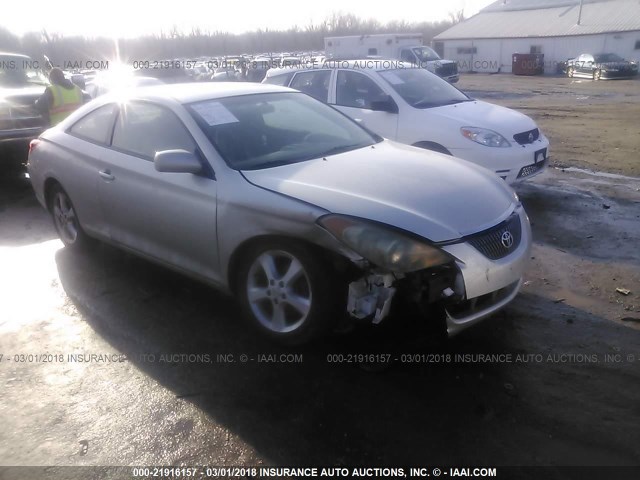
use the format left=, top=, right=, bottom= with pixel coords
left=188, top=92, right=380, bottom=170
left=378, top=68, right=470, bottom=109
left=594, top=53, right=624, bottom=63
left=0, top=55, right=48, bottom=88
left=412, top=47, right=441, bottom=62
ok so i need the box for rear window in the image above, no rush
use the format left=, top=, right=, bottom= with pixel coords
left=69, top=104, right=116, bottom=145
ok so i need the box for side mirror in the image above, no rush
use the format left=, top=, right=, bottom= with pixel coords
left=370, top=95, right=399, bottom=114
left=154, top=149, right=202, bottom=174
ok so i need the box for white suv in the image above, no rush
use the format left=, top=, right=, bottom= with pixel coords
left=264, top=61, right=549, bottom=184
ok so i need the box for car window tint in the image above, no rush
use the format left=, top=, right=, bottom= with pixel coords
left=400, top=49, right=415, bottom=63
left=290, top=70, right=331, bottom=102
left=336, top=70, right=385, bottom=109
left=69, top=104, right=115, bottom=144
left=112, top=102, right=196, bottom=159
left=263, top=72, right=294, bottom=86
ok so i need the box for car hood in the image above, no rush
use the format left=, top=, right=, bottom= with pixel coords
left=241, top=140, right=516, bottom=242
left=429, top=100, right=537, bottom=137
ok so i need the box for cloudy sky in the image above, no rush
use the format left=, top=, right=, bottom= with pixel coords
left=3, top=0, right=494, bottom=38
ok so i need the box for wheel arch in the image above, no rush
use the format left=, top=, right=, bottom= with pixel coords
left=43, top=177, right=64, bottom=211
left=412, top=141, right=452, bottom=155
left=226, top=234, right=354, bottom=295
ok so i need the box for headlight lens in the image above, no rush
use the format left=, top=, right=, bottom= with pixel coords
left=461, top=127, right=511, bottom=148
left=319, top=215, right=453, bottom=273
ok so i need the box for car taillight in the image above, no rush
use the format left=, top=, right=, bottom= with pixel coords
left=29, top=139, right=40, bottom=155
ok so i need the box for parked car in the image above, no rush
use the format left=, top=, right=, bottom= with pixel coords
left=28, top=83, right=531, bottom=344
left=324, top=34, right=459, bottom=83
left=86, top=71, right=163, bottom=98
left=0, top=52, right=48, bottom=154
left=210, top=67, right=240, bottom=82
left=133, top=65, right=191, bottom=84
left=566, top=53, right=639, bottom=80
left=264, top=61, right=549, bottom=184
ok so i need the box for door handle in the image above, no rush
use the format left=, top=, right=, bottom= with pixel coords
left=99, top=169, right=115, bottom=181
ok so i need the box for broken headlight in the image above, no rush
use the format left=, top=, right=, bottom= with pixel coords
left=319, top=215, right=454, bottom=273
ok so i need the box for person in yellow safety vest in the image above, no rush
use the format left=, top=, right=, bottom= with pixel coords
left=35, top=68, right=87, bottom=126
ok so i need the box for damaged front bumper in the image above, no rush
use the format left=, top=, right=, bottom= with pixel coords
left=345, top=206, right=531, bottom=337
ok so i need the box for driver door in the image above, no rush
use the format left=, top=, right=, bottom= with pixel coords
left=98, top=101, right=219, bottom=281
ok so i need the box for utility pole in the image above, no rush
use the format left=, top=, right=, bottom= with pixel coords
left=577, top=0, right=584, bottom=25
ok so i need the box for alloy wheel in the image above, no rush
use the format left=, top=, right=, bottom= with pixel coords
left=52, top=191, right=78, bottom=245
left=246, top=250, right=312, bottom=333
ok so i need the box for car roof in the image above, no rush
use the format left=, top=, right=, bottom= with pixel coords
left=0, top=52, right=32, bottom=59
left=98, top=82, right=293, bottom=105
left=266, top=59, right=412, bottom=77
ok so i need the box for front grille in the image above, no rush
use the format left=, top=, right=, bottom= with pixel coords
left=436, top=62, right=458, bottom=77
left=466, top=213, right=522, bottom=260
left=517, top=160, right=546, bottom=179
left=513, top=128, right=539, bottom=145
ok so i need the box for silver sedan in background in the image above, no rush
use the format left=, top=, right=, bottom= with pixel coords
left=28, top=83, right=531, bottom=344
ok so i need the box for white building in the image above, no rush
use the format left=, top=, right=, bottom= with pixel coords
left=433, top=0, right=640, bottom=73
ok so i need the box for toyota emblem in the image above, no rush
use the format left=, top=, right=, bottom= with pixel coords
left=501, top=231, right=514, bottom=249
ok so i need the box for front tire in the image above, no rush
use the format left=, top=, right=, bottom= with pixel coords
left=567, top=67, right=575, bottom=78
left=49, top=185, right=92, bottom=250
left=593, top=69, right=601, bottom=80
left=236, top=241, right=342, bottom=345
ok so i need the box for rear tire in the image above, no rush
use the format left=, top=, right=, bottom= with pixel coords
left=567, top=67, right=575, bottom=78
left=49, top=185, right=92, bottom=250
left=593, top=69, right=601, bottom=80
left=236, top=240, right=342, bottom=345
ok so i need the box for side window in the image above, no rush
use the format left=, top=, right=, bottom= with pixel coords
left=263, top=72, right=294, bottom=86
left=112, top=102, right=196, bottom=159
left=336, top=70, right=386, bottom=110
left=400, top=49, right=415, bottom=63
left=68, top=104, right=115, bottom=145
left=289, top=70, right=331, bottom=102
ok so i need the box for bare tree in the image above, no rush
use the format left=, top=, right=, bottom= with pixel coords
left=448, top=9, right=465, bottom=24
left=4, top=12, right=461, bottom=61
